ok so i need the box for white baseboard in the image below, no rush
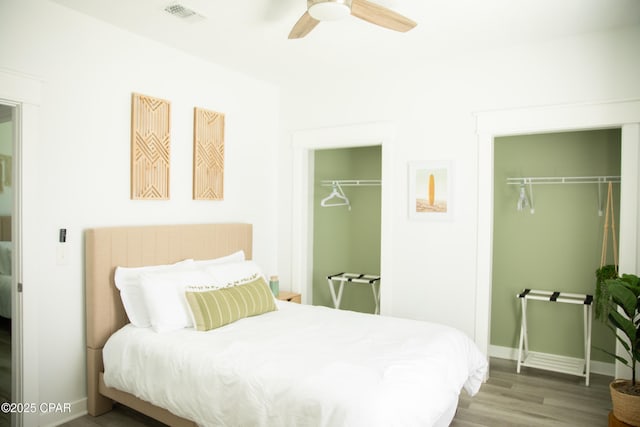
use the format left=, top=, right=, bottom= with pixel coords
left=489, top=345, right=614, bottom=377
left=39, top=397, right=87, bottom=427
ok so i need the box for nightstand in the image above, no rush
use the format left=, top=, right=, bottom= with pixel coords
left=277, top=291, right=301, bottom=304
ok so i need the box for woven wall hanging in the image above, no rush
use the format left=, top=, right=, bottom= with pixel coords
left=193, top=107, right=225, bottom=200
left=130, top=93, right=171, bottom=200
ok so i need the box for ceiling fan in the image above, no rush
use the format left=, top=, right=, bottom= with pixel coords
left=288, top=0, right=417, bottom=39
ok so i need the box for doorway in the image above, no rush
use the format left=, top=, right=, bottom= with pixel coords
left=291, top=122, right=394, bottom=313
left=0, top=104, right=13, bottom=427
left=312, top=146, right=382, bottom=313
left=490, top=129, right=621, bottom=373
left=475, top=99, right=640, bottom=379
left=0, top=66, right=41, bottom=427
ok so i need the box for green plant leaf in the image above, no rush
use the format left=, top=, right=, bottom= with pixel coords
left=609, top=310, right=636, bottom=344
left=596, top=347, right=630, bottom=366
left=608, top=280, right=638, bottom=319
left=620, top=273, right=640, bottom=289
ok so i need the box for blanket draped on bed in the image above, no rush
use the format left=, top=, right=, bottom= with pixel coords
left=104, top=302, right=487, bottom=427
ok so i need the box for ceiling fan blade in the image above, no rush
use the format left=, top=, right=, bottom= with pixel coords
left=350, top=0, right=417, bottom=32
left=288, top=11, right=320, bottom=39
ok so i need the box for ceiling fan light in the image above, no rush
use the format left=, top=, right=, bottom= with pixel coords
left=308, top=2, right=351, bottom=21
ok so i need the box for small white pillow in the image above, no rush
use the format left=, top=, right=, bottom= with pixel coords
left=114, top=259, right=195, bottom=327
left=140, top=269, right=214, bottom=333
left=204, top=260, right=266, bottom=289
left=193, top=250, right=245, bottom=267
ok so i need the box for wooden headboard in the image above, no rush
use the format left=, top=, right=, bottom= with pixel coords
left=85, top=223, right=253, bottom=420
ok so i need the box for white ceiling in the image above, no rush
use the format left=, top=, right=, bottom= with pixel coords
left=51, top=0, right=640, bottom=85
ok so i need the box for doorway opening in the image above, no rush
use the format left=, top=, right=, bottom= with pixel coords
left=0, top=104, right=13, bottom=427
left=490, top=129, right=621, bottom=376
left=476, top=99, right=640, bottom=379
left=291, top=122, right=394, bottom=313
left=312, top=146, right=382, bottom=313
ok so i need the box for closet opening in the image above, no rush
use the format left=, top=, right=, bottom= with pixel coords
left=490, top=129, right=621, bottom=378
left=291, top=121, right=394, bottom=315
left=312, top=146, right=382, bottom=314
left=475, top=100, right=640, bottom=381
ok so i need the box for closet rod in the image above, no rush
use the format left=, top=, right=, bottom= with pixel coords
left=321, top=179, right=381, bottom=187
left=507, top=176, right=620, bottom=185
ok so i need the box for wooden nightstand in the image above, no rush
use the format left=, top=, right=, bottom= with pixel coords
left=277, top=291, right=301, bottom=304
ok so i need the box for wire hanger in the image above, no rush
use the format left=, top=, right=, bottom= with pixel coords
left=321, top=181, right=351, bottom=210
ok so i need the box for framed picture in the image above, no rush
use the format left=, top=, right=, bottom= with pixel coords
left=408, top=160, right=453, bottom=220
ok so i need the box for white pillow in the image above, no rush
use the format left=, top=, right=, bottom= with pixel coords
left=140, top=269, right=214, bottom=333
left=204, top=260, right=267, bottom=289
left=193, top=250, right=245, bottom=267
left=114, top=259, right=195, bottom=327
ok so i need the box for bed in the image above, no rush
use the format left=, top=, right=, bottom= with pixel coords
left=85, top=223, right=487, bottom=427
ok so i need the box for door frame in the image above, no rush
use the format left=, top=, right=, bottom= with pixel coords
left=475, top=99, right=640, bottom=378
left=291, top=122, right=394, bottom=313
left=0, top=68, right=41, bottom=427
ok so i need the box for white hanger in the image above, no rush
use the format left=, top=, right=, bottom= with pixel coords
left=321, top=182, right=351, bottom=210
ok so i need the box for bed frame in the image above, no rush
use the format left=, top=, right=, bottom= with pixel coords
left=85, top=223, right=253, bottom=426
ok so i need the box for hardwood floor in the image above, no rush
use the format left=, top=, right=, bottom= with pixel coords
left=452, top=358, right=612, bottom=427
left=63, top=358, right=613, bottom=427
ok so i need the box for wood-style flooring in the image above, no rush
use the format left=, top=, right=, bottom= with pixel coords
left=452, top=358, right=612, bottom=427
left=62, top=358, right=613, bottom=427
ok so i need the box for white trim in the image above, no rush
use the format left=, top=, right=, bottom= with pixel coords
left=291, top=122, right=394, bottom=314
left=489, top=345, right=614, bottom=377
left=0, top=67, right=42, bottom=427
left=476, top=99, right=640, bottom=379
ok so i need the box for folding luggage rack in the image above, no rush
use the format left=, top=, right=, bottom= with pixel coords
left=516, top=288, right=593, bottom=386
left=327, top=272, right=381, bottom=315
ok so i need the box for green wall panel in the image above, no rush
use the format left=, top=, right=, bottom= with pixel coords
left=313, top=146, right=381, bottom=314
left=491, top=129, right=620, bottom=362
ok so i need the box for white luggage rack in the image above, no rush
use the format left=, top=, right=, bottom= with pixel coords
left=327, top=273, right=381, bottom=315
left=516, top=288, right=593, bottom=386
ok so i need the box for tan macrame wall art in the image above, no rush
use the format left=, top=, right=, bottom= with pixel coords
left=193, top=107, right=225, bottom=200
left=130, top=93, right=171, bottom=200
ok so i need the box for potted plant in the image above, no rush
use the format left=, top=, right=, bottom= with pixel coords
left=595, top=273, right=640, bottom=426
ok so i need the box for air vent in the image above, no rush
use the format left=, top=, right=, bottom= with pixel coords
left=164, top=3, right=205, bottom=22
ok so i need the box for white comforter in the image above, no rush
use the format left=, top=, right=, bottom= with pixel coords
left=103, top=302, right=487, bottom=427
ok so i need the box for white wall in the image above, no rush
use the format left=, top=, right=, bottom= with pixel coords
left=0, top=0, right=279, bottom=424
left=278, top=25, right=640, bottom=338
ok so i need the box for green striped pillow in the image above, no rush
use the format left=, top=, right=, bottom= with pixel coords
left=185, top=277, right=276, bottom=331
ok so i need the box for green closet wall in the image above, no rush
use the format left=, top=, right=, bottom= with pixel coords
left=312, top=146, right=381, bottom=314
left=491, top=129, right=620, bottom=363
